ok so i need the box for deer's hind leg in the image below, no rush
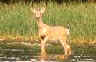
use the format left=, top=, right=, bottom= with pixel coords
left=59, top=39, right=71, bottom=59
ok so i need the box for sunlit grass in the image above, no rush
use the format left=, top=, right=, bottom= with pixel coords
left=0, top=3, right=96, bottom=44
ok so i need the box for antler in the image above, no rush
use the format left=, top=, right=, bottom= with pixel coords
left=30, top=8, right=36, bottom=13
left=40, top=7, right=46, bottom=14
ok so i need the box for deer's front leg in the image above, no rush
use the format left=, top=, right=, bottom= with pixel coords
left=40, top=35, right=48, bottom=59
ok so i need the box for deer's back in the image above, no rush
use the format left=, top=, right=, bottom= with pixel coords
left=47, top=26, right=69, bottom=40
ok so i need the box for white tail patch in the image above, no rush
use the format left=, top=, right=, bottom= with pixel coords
left=66, top=29, right=70, bottom=35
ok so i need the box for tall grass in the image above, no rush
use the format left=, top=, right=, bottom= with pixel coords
left=0, top=3, right=96, bottom=44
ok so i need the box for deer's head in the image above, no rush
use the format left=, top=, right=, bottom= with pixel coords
left=31, top=7, right=45, bottom=19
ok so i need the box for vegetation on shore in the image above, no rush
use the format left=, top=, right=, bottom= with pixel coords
left=0, top=2, right=96, bottom=45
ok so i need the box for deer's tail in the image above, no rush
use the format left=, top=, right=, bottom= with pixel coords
left=67, top=24, right=70, bottom=30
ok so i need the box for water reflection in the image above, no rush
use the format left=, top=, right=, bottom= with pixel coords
left=0, top=40, right=96, bottom=62
left=0, top=51, right=96, bottom=62
left=0, top=55, right=96, bottom=62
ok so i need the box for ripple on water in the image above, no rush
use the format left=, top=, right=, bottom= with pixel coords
left=0, top=55, right=96, bottom=62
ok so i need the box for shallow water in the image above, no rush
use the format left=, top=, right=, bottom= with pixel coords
left=0, top=48, right=96, bottom=62
left=0, top=55, right=96, bottom=62
left=0, top=40, right=96, bottom=62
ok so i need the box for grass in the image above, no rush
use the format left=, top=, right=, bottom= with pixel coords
left=0, top=2, right=96, bottom=44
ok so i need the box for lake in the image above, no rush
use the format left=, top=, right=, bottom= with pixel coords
left=0, top=40, right=96, bottom=62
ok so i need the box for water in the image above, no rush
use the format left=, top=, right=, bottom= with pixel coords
left=0, top=54, right=96, bottom=62
left=0, top=40, right=96, bottom=62
left=0, top=49, right=95, bottom=62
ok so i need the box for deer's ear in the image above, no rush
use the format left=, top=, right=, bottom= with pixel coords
left=30, top=8, right=36, bottom=13
left=41, top=7, right=46, bottom=14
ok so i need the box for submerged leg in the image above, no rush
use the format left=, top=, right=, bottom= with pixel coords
left=59, top=40, right=71, bottom=59
left=40, top=36, right=48, bottom=59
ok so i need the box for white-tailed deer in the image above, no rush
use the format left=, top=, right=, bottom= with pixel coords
left=31, top=7, right=71, bottom=59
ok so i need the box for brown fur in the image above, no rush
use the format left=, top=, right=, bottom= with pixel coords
left=31, top=7, right=71, bottom=59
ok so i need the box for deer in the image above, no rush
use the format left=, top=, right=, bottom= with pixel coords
left=31, top=7, right=71, bottom=59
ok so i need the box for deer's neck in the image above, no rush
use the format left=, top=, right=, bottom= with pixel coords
left=36, top=17, right=45, bottom=28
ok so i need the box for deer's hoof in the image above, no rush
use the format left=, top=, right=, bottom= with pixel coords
left=55, top=55, right=68, bottom=60
left=40, top=54, right=48, bottom=60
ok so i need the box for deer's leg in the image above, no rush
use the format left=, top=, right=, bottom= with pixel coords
left=59, top=40, right=71, bottom=59
left=40, top=35, right=48, bottom=59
